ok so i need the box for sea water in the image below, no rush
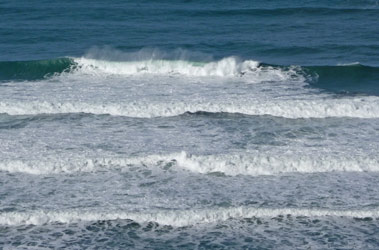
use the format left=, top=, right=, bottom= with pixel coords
left=1, top=0, right=379, bottom=248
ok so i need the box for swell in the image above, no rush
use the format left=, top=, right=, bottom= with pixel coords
left=1, top=152, right=379, bottom=175
left=306, top=64, right=379, bottom=95
left=0, top=58, right=74, bottom=81
left=1, top=206, right=378, bottom=226
left=178, top=7, right=379, bottom=17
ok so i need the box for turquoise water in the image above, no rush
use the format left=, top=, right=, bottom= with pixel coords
left=1, top=1, right=379, bottom=249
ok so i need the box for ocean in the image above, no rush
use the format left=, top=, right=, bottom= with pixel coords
left=1, top=0, right=379, bottom=249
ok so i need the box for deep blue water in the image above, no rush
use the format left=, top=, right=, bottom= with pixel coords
left=2, top=0, right=379, bottom=66
left=1, top=0, right=379, bottom=249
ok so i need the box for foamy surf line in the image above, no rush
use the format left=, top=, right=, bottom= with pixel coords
left=71, top=57, right=302, bottom=81
left=0, top=55, right=305, bottom=82
left=2, top=97, right=379, bottom=118
left=1, top=207, right=378, bottom=227
left=73, top=57, right=261, bottom=77
left=2, top=152, right=379, bottom=175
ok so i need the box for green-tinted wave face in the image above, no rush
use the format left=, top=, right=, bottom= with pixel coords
left=1, top=56, right=379, bottom=97
left=0, top=58, right=74, bottom=81
left=306, top=64, right=379, bottom=95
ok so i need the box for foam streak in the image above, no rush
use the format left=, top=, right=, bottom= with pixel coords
left=1, top=207, right=378, bottom=226
left=1, top=97, right=379, bottom=118
left=1, top=152, right=379, bottom=175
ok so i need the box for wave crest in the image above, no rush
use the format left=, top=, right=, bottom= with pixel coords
left=73, top=57, right=262, bottom=77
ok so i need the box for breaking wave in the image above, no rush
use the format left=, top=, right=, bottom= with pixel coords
left=73, top=57, right=263, bottom=77
left=0, top=56, right=297, bottom=80
left=2, top=48, right=378, bottom=95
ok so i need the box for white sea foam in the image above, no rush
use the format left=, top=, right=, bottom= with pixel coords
left=1, top=152, right=379, bottom=175
left=1, top=206, right=378, bottom=226
left=72, top=57, right=261, bottom=77
left=69, top=56, right=306, bottom=84
left=1, top=96, right=379, bottom=118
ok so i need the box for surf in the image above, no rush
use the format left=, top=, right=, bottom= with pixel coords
left=1, top=96, right=379, bottom=118
left=1, top=206, right=378, bottom=227
left=1, top=151, right=379, bottom=175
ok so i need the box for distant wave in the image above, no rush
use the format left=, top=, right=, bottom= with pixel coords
left=1, top=152, right=379, bottom=175
left=1, top=206, right=378, bottom=226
